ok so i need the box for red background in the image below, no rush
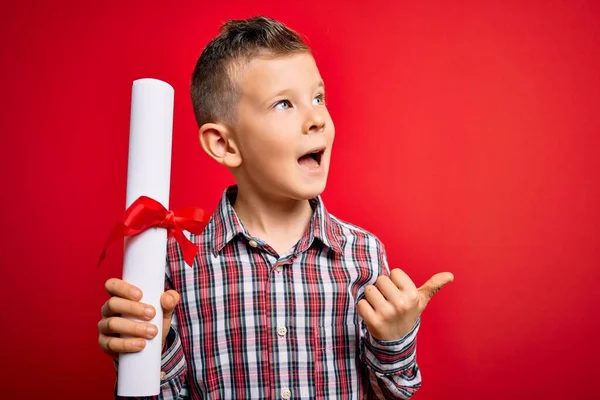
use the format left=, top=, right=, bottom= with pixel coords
left=1, top=0, right=599, bottom=398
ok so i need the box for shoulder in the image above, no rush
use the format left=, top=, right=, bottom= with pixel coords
left=326, top=212, right=390, bottom=280
left=328, top=213, right=387, bottom=255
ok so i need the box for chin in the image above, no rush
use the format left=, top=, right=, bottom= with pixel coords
left=293, top=178, right=328, bottom=200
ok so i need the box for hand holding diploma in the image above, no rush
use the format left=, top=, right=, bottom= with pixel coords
left=98, top=279, right=180, bottom=356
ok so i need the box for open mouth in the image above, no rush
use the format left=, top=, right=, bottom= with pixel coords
left=298, top=147, right=325, bottom=170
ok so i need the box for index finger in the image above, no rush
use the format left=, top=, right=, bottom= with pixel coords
left=389, top=268, right=417, bottom=292
left=105, top=278, right=142, bottom=301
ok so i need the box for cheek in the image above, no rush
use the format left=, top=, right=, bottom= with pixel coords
left=256, top=127, right=296, bottom=156
left=238, top=117, right=299, bottom=167
left=245, top=136, right=296, bottom=169
left=325, top=113, right=335, bottom=141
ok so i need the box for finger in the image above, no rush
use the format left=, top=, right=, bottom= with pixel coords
left=101, top=296, right=155, bottom=320
left=364, top=285, right=389, bottom=312
left=417, top=272, right=455, bottom=306
left=356, top=298, right=377, bottom=322
left=161, top=290, right=180, bottom=316
left=98, top=333, right=146, bottom=355
left=389, top=268, right=418, bottom=292
left=105, top=278, right=142, bottom=301
left=98, top=317, right=158, bottom=339
left=374, top=275, right=402, bottom=303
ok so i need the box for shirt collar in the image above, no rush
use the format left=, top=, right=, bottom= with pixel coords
left=304, top=196, right=344, bottom=254
left=210, top=185, right=343, bottom=256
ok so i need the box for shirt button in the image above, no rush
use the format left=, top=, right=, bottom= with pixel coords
left=277, top=326, right=287, bottom=337
left=160, top=371, right=167, bottom=380
left=275, top=265, right=283, bottom=273
left=281, top=388, right=292, bottom=399
left=248, top=239, right=258, bottom=248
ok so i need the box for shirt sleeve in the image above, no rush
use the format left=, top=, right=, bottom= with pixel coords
left=156, top=318, right=188, bottom=398
left=359, top=241, right=422, bottom=399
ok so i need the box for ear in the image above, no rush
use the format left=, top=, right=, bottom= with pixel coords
left=198, top=123, right=242, bottom=168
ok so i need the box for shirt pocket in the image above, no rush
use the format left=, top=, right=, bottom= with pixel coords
left=313, top=322, right=360, bottom=399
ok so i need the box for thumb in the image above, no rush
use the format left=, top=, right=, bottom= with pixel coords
left=161, top=290, right=180, bottom=319
left=417, top=272, right=454, bottom=308
left=160, top=290, right=180, bottom=346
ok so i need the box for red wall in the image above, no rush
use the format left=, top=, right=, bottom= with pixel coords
left=1, top=1, right=598, bottom=398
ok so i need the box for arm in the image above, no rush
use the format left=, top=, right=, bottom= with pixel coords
left=359, top=244, right=422, bottom=399
left=152, top=265, right=189, bottom=399
left=151, top=321, right=188, bottom=398
left=357, top=240, right=453, bottom=398
left=360, top=310, right=422, bottom=399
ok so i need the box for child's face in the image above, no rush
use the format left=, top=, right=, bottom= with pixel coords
left=233, top=52, right=335, bottom=201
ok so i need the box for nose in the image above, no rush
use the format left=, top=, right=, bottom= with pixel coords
left=302, top=107, right=326, bottom=134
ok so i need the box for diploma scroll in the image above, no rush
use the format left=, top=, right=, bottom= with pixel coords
left=117, top=78, right=174, bottom=397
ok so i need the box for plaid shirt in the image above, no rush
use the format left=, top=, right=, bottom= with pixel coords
left=117, top=186, right=421, bottom=399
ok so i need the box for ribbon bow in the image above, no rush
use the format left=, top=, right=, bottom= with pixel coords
left=98, top=196, right=210, bottom=267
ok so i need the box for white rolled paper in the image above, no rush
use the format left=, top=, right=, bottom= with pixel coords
left=117, top=78, right=174, bottom=397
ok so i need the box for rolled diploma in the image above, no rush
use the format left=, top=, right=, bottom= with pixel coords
left=117, top=78, right=174, bottom=397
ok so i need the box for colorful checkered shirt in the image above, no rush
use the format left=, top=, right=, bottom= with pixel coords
left=116, top=186, right=421, bottom=399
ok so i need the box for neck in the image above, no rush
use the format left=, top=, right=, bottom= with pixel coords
left=232, top=182, right=313, bottom=251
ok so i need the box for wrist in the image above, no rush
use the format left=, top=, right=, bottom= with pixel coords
left=371, top=317, right=420, bottom=344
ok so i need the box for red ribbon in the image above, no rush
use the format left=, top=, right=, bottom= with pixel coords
left=98, top=196, right=210, bottom=267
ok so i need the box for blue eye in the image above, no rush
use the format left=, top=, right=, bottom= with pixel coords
left=313, top=94, right=326, bottom=106
left=274, top=100, right=292, bottom=110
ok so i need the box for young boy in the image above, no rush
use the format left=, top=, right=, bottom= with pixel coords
left=98, top=16, right=453, bottom=399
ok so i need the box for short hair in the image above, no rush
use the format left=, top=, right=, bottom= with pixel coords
left=190, top=16, right=310, bottom=127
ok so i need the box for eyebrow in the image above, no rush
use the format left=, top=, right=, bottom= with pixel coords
left=265, top=81, right=326, bottom=104
left=315, top=81, right=325, bottom=91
